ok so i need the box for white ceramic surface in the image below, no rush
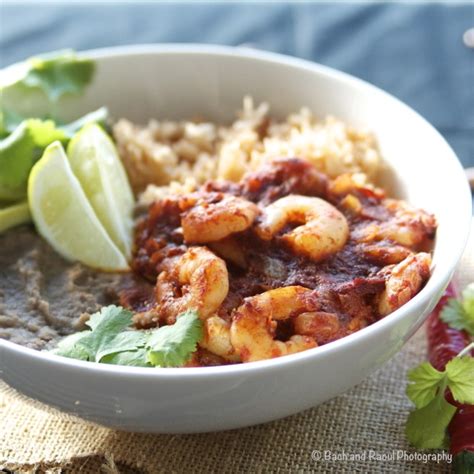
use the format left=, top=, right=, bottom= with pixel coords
left=0, top=45, right=471, bottom=433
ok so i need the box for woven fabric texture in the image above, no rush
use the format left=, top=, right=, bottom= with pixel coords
left=1, top=222, right=472, bottom=473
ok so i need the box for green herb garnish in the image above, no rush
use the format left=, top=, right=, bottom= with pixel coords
left=51, top=306, right=203, bottom=368
left=1, top=50, right=94, bottom=104
left=441, top=283, right=474, bottom=336
left=146, top=310, right=203, bottom=367
left=405, top=344, right=474, bottom=449
left=0, top=50, right=109, bottom=232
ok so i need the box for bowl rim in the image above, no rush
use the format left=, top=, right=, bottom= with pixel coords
left=1, top=43, right=471, bottom=378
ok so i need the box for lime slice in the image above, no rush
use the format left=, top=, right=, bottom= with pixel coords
left=67, top=123, right=134, bottom=258
left=28, top=141, right=128, bottom=271
left=0, top=201, right=31, bottom=233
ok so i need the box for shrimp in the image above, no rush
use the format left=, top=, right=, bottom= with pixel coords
left=180, top=193, right=259, bottom=244
left=378, top=252, right=432, bottom=316
left=200, top=315, right=241, bottom=362
left=293, top=311, right=341, bottom=344
left=155, top=247, right=229, bottom=323
left=230, top=286, right=317, bottom=362
left=354, top=199, right=436, bottom=248
left=255, top=195, right=349, bottom=261
left=358, top=242, right=412, bottom=265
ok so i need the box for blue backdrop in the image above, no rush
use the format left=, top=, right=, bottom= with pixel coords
left=1, top=2, right=473, bottom=172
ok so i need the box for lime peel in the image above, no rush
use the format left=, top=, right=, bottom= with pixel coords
left=28, top=141, right=129, bottom=271
left=67, top=123, right=134, bottom=258
left=0, top=201, right=31, bottom=233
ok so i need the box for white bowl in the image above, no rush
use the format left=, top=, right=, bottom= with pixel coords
left=0, top=45, right=471, bottom=433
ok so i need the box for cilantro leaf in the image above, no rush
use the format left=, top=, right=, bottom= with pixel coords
left=146, top=310, right=203, bottom=367
left=406, top=283, right=474, bottom=452
left=94, top=331, right=148, bottom=363
left=7, top=50, right=95, bottom=103
left=442, top=299, right=474, bottom=335
left=405, top=394, right=457, bottom=449
left=405, top=337, right=474, bottom=450
left=84, top=305, right=132, bottom=331
left=453, top=451, right=474, bottom=473
left=50, top=306, right=146, bottom=363
left=76, top=306, right=140, bottom=362
left=0, top=108, right=24, bottom=137
left=0, top=50, right=103, bottom=200
left=0, top=119, right=67, bottom=200
left=446, top=356, right=474, bottom=404
left=441, top=286, right=474, bottom=337
left=462, top=283, right=474, bottom=321
left=101, top=349, right=152, bottom=367
left=50, top=306, right=203, bottom=368
left=406, top=362, right=446, bottom=408
left=441, top=299, right=470, bottom=330
left=50, top=331, right=90, bottom=360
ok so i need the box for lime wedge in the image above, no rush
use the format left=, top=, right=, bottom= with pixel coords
left=67, top=123, right=134, bottom=258
left=28, top=141, right=128, bottom=271
left=0, top=201, right=31, bottom=233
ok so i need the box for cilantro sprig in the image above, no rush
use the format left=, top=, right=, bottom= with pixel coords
left=0, top=50, right=108, bottom=209
left=51, top=306, right=203, bottom=368
left=441, top=283, right=474, bottom=336
left=1, top=50, right=97, bottom=138
left=405, top=282, right=474, bottom=452
left=147, top=312, right=203, bottom=367
left=405, top=345, right=474, bottom=449
left=1, top=50, right=94, bottom=112
left=16, top=50, right=95, bottom=103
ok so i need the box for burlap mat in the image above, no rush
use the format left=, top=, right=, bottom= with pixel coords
left=1, top=221, right=473, bottom=474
